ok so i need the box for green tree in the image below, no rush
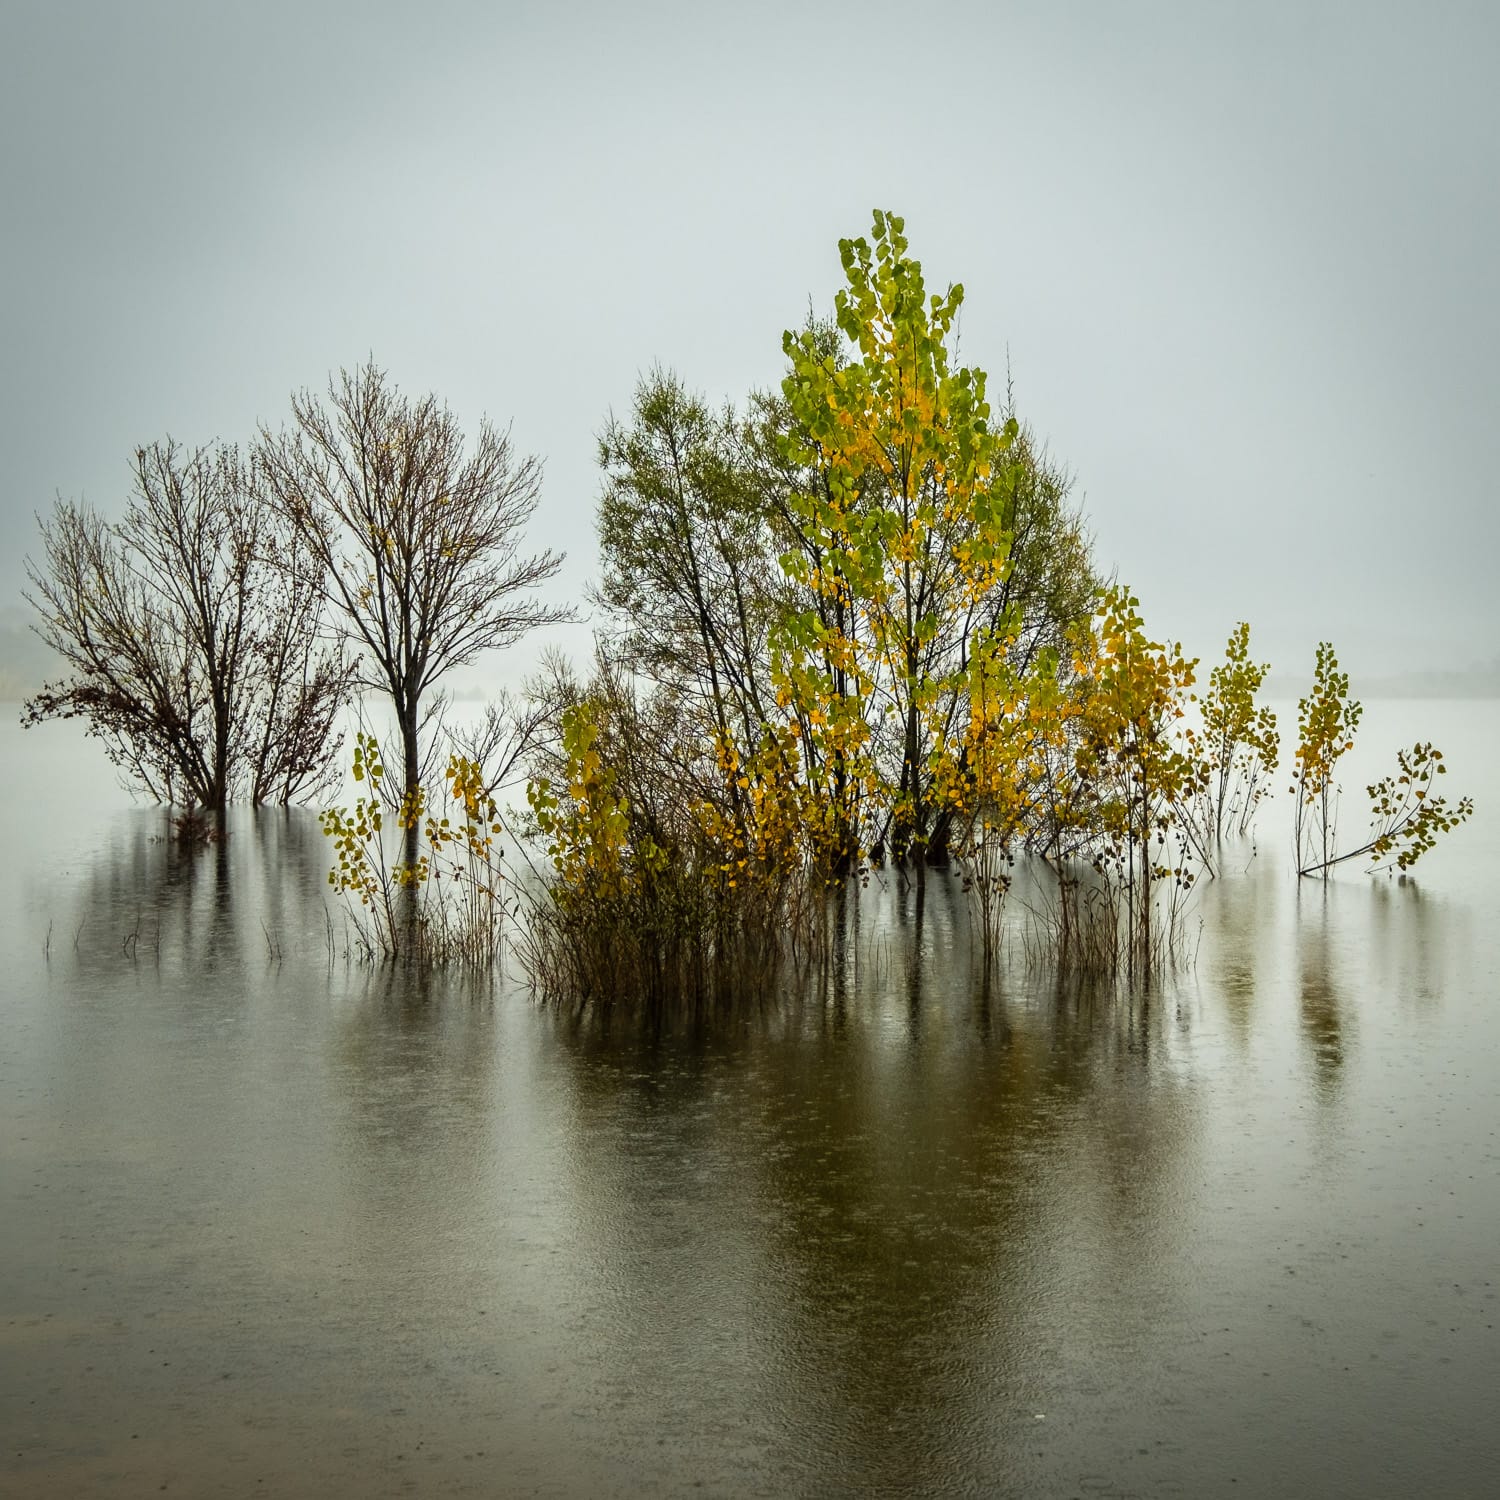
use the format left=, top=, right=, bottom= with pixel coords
left=774, top=209, right=1020, bottom=871
left=592, top=369, right=778, bottom=765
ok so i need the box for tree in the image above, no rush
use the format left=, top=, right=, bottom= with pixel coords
left=1292, top=642, right=1362, bottom=877
left=972, top=420, right=1096, bottom=672
left=23, top=440, right=352, bottom=810
left=1291, top=642, right=1472, bottom=878
left=578, top=224, right=1098, bottom=887
left=932, top=630, right=1074, bottom=964
left=1068, top=588, right=1208, bottom=974
left=774, top=210, right=1019, bottom=870
left=521, top=657, right=807, bottom=1007
left=258, top=360, right=570, bottom=805
left=922, top=420, right=1095, bottom=864
left=592, top=369, right=778, bottom=763
left=1300, top=741, right=1473, bottom=876
left=1200, top=622, right=1279, bottom=840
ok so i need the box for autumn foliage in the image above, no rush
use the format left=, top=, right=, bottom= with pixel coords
left=514, top=212, right=1472, bottom=1002
left=24, top=210, right=1471, bottom=991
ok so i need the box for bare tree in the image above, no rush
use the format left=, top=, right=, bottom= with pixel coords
left=257, top=361, right=570, bottom=804
left=23, top=440, right=353, bottom=810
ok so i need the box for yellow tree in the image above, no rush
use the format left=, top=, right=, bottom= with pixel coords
left=1201, top=622, right=1279, bottom=839
left=1070, top=588, right=1207, bottom=974
left=931, top=630, right=1077, bottom=962
left=1291, top=643, right=1472, bottom=878
left=774, top=210, right=1018, bottom=873
left=1292, top=642, right=1362, bottom=877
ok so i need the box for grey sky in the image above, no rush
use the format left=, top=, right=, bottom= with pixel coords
left=3, top=0, right=1495, bottom=691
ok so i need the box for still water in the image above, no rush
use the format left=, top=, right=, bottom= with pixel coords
left=2, top=706, right=1498, bottom=1498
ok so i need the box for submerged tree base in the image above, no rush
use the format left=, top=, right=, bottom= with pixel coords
left=516, top=875, right=810, bottom=1015
left=517, top=851, right=1205, bottom=1020
left=1014, top=871, right=1200, bottom=984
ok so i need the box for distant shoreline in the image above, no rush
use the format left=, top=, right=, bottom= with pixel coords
left=1263, top=675, right=1500, bottom=702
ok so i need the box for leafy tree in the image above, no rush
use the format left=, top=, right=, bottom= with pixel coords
left=932, top=631, right=1074, bottom=961
left=321, top=732, right=509, bottom=964
left=923, top=421, right=1096, bottom=864
left=1288, top=742, right=1474, bottom=876
left=1292, top=642, right=1362, bottom=877
left=580, top=226, right=1097, bottom=889
left=1200, top=622, right=1279, bottom=839
left=774, top=210, right=1019, bottom=871
left=1069, top=588, right=1208, bottom=973
left=521, top=664, right=803, bottom=1006
left=592, top=369, right=778, bottom=764
left=23, top=440, right=352, bottom=809
left=1357, top=744, right=1473, bottom=872
left=1291, top=643, right=1472, bottom=878
left=258, top=360, right=570, bottom=809
left=970, top=420, right=1096, bottom=673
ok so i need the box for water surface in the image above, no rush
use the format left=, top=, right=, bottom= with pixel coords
left=3, top=707, right=1498, bottom=1497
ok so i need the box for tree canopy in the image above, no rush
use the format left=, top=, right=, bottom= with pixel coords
left=258, top=360, right=571, bottom=799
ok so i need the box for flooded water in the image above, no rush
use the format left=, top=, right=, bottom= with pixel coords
left=3, top=705, right=1498, bottom=1498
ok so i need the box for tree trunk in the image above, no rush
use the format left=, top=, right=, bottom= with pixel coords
left=400, top=708, right=422, bottom=867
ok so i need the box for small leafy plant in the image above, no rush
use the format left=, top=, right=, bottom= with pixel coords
left=321, top=732, right=509, bottom=964
left=1291, top=645, right=1472, bottom=878
left=1201, top=622, right=1279, bottom=839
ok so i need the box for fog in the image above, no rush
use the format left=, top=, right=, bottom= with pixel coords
left=3, top=0, right=1495, bottom=697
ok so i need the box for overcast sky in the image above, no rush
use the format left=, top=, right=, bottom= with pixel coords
left=2, top=0, right=1495, bottom=691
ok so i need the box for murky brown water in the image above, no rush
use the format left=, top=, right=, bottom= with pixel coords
left=3, top=708, right=1498, bottom=1497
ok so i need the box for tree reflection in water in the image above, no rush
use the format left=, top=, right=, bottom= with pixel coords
left=7, top=779, right=1495, bottom=1498
left=543, top=871, right=1200, bottom=1493
left=1296, top=883, right=1349, bottom=1102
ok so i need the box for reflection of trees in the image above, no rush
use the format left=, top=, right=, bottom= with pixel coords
left=1199, top=852, right=1281, bottom=1045
left=544, top=875, right=1200, bottom=1491
left=1296, top=886, right=1347, bottom=1100
left=327, top=970, right=499, bottom=1290
left=249, top=806, right=339, bottom=948
left=1367, top=874, right=1452, bottom=1012
left=67, top=812, right=236, bottom=978
left=61, top=806, right=333, bottom=980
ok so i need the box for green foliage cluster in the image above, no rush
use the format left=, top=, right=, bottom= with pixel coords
left=321, top=732, right=510, bottom=964
left=531, top=213, right=1211, bottom=988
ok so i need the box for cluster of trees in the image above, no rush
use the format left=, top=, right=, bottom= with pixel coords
left=24, top=363, right=566, bottom=819
left=25, top=212, right=1472, bottom=991
left=521, top=214, right=1223, bottom=992
left=522, top=212, right=1470, bottom=998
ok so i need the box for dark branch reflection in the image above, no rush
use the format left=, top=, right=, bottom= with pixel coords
left=58, top=806, right=334, bottom=983
left=540, top=873, right=1199, bottom=1492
